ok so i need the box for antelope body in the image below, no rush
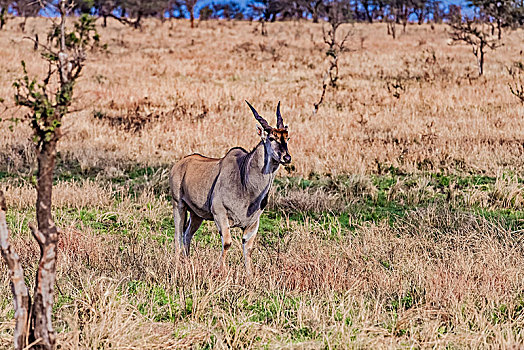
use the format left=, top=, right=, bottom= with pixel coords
left=169, top=101, right=291, bottom=275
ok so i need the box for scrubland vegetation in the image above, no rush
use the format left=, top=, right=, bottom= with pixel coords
left=1, top=16, right=524, bottom=349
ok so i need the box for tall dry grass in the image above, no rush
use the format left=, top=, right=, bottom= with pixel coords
left=0, top=181, right=523, bottom=348
left=1, top=16, right=524, bottom=349
left=0, top=18, right=523, bottom=176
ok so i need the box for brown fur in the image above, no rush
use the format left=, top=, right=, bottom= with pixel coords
left=169, top=103, right=291, bottom=276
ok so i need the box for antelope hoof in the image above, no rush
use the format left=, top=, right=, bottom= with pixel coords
left=213, top=262, right=227, bottom=277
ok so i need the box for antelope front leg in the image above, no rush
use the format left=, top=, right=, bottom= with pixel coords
left=242, top=220, right=260, bottom=278
left=214, top=215, right=232, bottom=273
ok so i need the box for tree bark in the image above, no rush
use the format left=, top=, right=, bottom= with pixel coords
left=0, top=7, right=6, bottom=30
left=476, top=40, right=485, bottom=77
left=365, top=8, right=373, bottom=23
left=134, top=12, right=142, bottom=29
left=30, top=133, right=60, bottom=350
left=0, top=191, right=31, bottom=350
left=478, top=46, right=484, bottom=76
left=312, top=12, right=319, bottom=23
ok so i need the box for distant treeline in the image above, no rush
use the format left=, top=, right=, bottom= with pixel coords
left=0, top=0, right=523, bottom=30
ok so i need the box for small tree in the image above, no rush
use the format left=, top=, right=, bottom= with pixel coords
left=108, top=0, right=168, bottom=29
left=412, top=0, right=429, bottom=24
left=428, top=0, right=444, bottom=24
left=199, top=4, right=213, bottom=20
left=297, top=0, right=325, bottom=23
left=249, top=0, right=287, bottom=35
left=508, top=61, right=524, bottom=103
left=1, top=2, right=98, bottom=349
left=313, top=0, right=353, bottom=114
left=386, top=14, right=396, bottom=38
left=469, top=0, right=522, bottom=40
left=12, top=0, right=41, bottom=32
left=166, top=0, right=198, bottom=28
left=75, top=0, right=118, bottom=27
left=184, top=0, right=198, bottom=27
left=0, top=0, right=9, bottom=30
left=448, top=15, right=502, bottom=76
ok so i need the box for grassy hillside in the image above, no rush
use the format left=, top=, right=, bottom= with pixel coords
left=0, top=17, right=524, bottom=348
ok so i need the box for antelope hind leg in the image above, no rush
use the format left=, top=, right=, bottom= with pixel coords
left=183, top=211, right=203, bottom=256
left=242, top=220, right=260, bottom=278
left=173, top=201, right=188, bottom=254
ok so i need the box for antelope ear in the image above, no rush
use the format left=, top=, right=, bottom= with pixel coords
left=256, top=124, right=267, bottom=137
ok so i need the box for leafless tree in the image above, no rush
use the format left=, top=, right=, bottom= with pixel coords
left=428, top=0, right=444, bottom=23
left=313, top=0, right=353, bottom=114
left=412, top=0, right=429, bottom=24
left=184, top=0, right=198, bottom=28
left=165, top=0, right=198, bottom=28
left=448, top=15, right=502, bottom=76
left=12, top=0, right=41, bottom=32
left=470, top=0, right=523, bottom=40
left=0, top=0, right=9, bottom=30
left=297, top=0, right=325, bottom=23
left=106, top=0, right=168, bottom=29
left=508, top=60, right=524, bottom=103
left=386, top=15, right=396, bottom=38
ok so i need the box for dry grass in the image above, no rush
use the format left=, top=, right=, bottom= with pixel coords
left=0, top=18, right=523, bottom=176
left=1, top=17, right=524, bottom=349
left=0, top=180, right=523, bottom=348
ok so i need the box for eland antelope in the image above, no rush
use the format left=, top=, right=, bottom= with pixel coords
left=169, top=101, right=291, bottom=275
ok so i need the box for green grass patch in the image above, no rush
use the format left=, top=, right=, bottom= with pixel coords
left=126, top=280, right=181, bottom=322
left=474, top=208, right=524, bottom=232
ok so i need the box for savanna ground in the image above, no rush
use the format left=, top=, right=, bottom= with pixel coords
left=1, top=16, right=524, bottom=349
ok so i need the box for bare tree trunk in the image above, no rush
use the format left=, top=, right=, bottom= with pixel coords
left=313, top=74, right=328, bottom=114
left=0, top=191, right=31, bottom=350
left=27, top=5, right=67, bottom=348
left=20, top=16, right=27, bottom=32
left=6, top=0, right=89, bottom=347
left=30, top=133, right=60, bottom=350
left=364, top=7, right=372, bottom=23
left=0, top=7, right=6, bottom=30
left=387, top=20, right=396, bottom=39
left=478, top=44, right=484, bottom=76
left=134, top=12, right=142, bottom=29
left=190, top=8, right=194, bottom=28
left=261, top=19, right=267, bottom=36
left=312, top=0, right=321, bottom=23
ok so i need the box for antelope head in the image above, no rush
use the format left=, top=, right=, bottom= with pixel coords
left=246, top=101, right=291, bottom=165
